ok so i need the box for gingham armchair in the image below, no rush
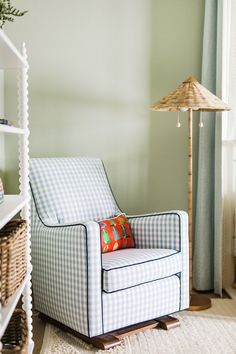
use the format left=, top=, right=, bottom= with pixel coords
left=30, top=158, right=189, bottom=338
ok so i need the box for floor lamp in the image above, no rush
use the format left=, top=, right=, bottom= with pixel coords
left=151, top=76, right=230, bottom=311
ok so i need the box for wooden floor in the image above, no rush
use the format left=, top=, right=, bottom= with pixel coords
left=32, top=290, right=230, bottom=354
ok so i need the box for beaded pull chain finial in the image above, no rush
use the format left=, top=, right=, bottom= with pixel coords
left=176, top=112, right=181, bottom=128
left=199, top=116, right=204, bottom=128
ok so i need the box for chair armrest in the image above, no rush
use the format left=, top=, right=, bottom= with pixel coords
left=128, top=211, right=188, bottom=251
left=128, top=211, right=189, bottom=310
left=31, top=219, right=103, bottom=337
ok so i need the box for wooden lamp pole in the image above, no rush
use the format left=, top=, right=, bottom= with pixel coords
left=188, top=108, right=193, bottom=292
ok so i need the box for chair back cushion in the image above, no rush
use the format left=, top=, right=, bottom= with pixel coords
left=30, top=157, right=120, bottom=225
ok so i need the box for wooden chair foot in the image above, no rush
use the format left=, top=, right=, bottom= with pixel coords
left=92, top=319, right=159, bottom=349
left=90, top=316, right=180, bottom=349
left=90, top=334, right=121, bottom=350
left=156, top=315, right=180, bottom=330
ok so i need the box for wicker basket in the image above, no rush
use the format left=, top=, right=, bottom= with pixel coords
left=2, top=308, right=28, bottom=353
left=0, top=219, right=27, bottom=305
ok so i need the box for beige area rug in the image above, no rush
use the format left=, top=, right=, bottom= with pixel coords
left=40, top=299, right=236, bottom=354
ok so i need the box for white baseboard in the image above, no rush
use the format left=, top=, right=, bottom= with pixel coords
left=225, top=286, right=236, bottom=300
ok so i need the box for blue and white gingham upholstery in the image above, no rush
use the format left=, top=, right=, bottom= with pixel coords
left=103, top=275, right=180, bottom=333
left=128, top=212, right=189, bottom=310
left=30, top=158, right=120, bottom=224
left=102, top=248, right=182, bottom=293
left=31, top=200, right=103, bottom=336
left=30, top=158, right=189, bottom=338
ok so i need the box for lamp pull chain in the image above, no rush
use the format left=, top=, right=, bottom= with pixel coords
left=176, top=112, right=181, bottom=128
left=199, top=115, right=204, bottom=128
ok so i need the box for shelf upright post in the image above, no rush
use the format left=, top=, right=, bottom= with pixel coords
left=0, top=53, right=3, bottom=354
left=18, top=42, right=33, bottom=353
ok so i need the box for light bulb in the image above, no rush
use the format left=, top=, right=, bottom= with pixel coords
left=176, top=112, right=181, bottom=128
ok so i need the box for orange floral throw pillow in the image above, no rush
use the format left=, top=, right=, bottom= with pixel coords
left=98, top=214, right=135, bottom=253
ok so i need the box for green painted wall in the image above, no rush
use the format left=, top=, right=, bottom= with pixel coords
left=3, top=0, right=204, bottom=214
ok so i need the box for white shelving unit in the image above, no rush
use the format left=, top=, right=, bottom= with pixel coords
left=0, top=30, right=33, bottom=353
left=0, top=125, right=25, bottom=135
left=0, top=195, right=27, bottom=229
left=0, top=270, right=31, bottom=339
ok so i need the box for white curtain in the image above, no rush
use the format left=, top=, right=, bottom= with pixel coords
left=222, top=0, right=236, bottom=288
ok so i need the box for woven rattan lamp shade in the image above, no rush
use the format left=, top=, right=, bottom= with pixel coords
left=151, top=76, right=230, bottom=112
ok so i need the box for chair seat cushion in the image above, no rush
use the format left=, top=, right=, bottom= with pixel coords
left=102, top=248, right=182, bottom=293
